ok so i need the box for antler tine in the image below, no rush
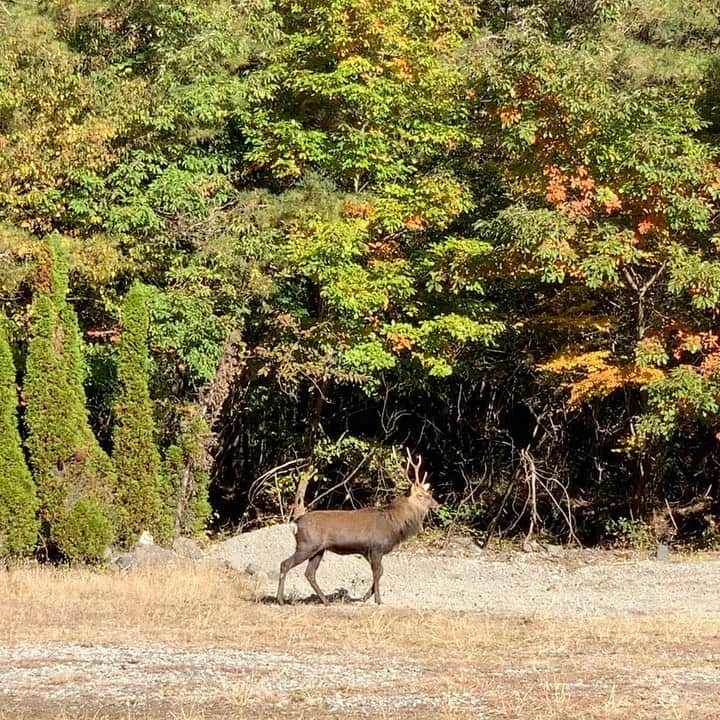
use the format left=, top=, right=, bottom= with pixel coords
left=404, top=449, right=424, bottom=484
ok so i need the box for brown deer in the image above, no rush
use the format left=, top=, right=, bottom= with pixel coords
left=277, top=451, right=439, bottom=605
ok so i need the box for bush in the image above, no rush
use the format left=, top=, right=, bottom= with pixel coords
left=113, top=282, right=171, bottom=543
left=0, top=318, right=39, bottom=557
left=24, top=236, right=116, bottom=560
left=604, top=517, right=655, bottom=549
left=53, top=496, right=114, bottom=563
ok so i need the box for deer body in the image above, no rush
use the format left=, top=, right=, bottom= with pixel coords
left=277, top=455, right=438, bottom=605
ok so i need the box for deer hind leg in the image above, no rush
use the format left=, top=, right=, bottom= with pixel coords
left=304, top=550, right=328, bottom=605
left=277, top=547, right=315, bottom=605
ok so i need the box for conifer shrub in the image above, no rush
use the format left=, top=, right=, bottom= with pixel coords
left=24, top=236, right=116, bottom=562
left=53, top=496, right=114, bottom=563
left=0, top=318, right=40, bottom=558
left=113, top=282, right=171, bottom=543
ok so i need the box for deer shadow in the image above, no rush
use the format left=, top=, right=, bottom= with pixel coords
left=261, top=587, right=369, bottom=605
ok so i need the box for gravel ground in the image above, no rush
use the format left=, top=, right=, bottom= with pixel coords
left=0, top=642, right=421, bottom=712
left=207, top=523, right=720, bottom=616
left=3, top=527, right=720, bottom=718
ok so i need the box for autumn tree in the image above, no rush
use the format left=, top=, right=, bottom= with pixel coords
left=466, top=21, right=720, bottom=517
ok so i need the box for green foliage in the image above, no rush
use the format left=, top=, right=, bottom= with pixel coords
left=162, top=412, right=212, bottom=537
left=5, top=0, right=720, bottom=551
left=53, top=495, right=114, bottom=563
left=0, top=317, right=39, bottom=558
left=23, top=236, right=116, bottom=560
left=638, top=368, right=720, bottom=441
left=0, top=5, right=117, bottom=235
left=434, top=501, right=480, bottom=530
left=667, top=242, right=720, bottom=310
left=113, top=281, right=170, bottom=543
left=619, top=0, right=720, bottom=47
left=305, top=437, right=421, bottom=507
left=241, top=0, right=475, bottom=187
left=604, top=517, right=655, bottom=549
left=148, top=286, right=229, bottom=383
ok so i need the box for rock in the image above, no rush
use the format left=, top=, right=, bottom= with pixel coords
left=108, top=545, right=178, bottom=571
left=131, top=544, right=178, bottom=568
left=655, top=543, right=671, bottom=561
left=172, top=537, right=204, bottom=560
left=542, top=544, right=565, bottom=558
left=108, top=537, right=181, bottom=571
left=135, top=530, right=155, bottom=547
left=244, top=562, right=264, bottom=576
left=112, top=553, right=135, bottom=571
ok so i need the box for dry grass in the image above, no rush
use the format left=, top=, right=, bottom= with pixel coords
left=1, top=562, right=719, bottom=719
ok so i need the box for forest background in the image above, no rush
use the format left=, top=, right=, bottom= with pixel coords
left=3, top=0, right=720, bottom=561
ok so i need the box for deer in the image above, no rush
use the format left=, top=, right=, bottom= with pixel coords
left=277, top=450, right=439, bottom=605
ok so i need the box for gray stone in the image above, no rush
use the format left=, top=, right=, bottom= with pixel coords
left=542, top=543, right=565, bottom=558
left=172, top=536, right=204, bottom=560
left=244, top=562, right=264, bottom=576
left=135, top=530, right=155, bottom=547
left=655, top=543, right=671, bottom=561
left=109, top=544, right=179, bottom=570
left=112, top=553, right=135, bottom=571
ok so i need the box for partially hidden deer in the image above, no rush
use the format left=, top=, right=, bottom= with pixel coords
left=277, top=451, right=439, bottom=605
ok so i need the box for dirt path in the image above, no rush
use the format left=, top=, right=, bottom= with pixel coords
left=210, top=524, right=720, bottom=616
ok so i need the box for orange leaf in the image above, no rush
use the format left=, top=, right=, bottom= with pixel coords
left=403, top=214, right=426, bottom=231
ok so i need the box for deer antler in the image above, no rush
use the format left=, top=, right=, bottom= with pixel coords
left=405, top=448, right=428, bottom=486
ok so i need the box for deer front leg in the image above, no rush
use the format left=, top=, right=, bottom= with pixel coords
left=370, top=552, right=384, bottom=604
left=361, top=551, right=384, bottom=604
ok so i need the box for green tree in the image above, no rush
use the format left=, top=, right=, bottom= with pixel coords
left=0, top=317, right=39, bottom=558
left=113, top=281, right=169, bottom=543
left=238, top=0, right=503, bottom=390
left=241, top=0, right=475, bottom=188
left=24, top=235, right=115, bottom=561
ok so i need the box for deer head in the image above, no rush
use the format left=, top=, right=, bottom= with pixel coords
left=405, top=449, right=439, bottom=510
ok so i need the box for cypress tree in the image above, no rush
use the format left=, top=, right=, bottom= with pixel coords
left=0, top=318, right=39, bottom=558
left=24, top=235, right=115, bottom=562
left=113, top=282, right=170, bottom=543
